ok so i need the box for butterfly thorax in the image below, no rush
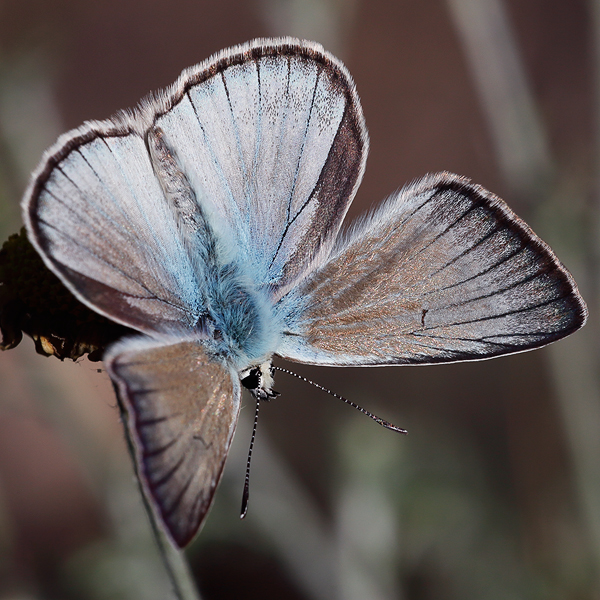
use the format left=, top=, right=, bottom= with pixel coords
left=195, top=255, right=281, bottom=376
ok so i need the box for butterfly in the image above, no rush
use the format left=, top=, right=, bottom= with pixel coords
left=22, top=38, right=587, bottom=548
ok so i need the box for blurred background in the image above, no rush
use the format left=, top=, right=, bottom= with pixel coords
left=0, top=0, right=597, bottom=598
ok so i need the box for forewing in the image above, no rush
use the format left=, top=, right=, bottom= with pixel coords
left=152, top=38, right=368, bottom=297
left=23, top=124, right=207, bottom=334
left=105, top=336, right=240, bottom=547
left=278, top=173, right=587, bottom=365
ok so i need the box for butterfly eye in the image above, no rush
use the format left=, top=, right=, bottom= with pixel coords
left=240, top=367, right=261, bottom=391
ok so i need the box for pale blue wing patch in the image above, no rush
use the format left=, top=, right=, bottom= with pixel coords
left=150, top=39, right=368, bottom=297
left=277, top=173, right=587, bottom=365
left=105, top=335, right=240, bottom=548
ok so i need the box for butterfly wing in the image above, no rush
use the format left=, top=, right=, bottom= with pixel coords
left=151, top=38, right=368, bottom=298
left=278, top=173, right=587, bottom=366
left=106, top=336, right=239, bottom=547
left=23, top=122, right=210, bottom=334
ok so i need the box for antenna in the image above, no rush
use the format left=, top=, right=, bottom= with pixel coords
left=240, top=397, right=260, bottom=519
left=273, top=365, right=407, bottom=434
left=239, top=364, right=407, bottom=520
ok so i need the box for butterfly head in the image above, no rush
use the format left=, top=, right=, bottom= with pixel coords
left=239, top=361, right=279, bottom=400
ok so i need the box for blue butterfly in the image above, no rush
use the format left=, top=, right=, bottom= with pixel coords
left=23, top=38, right=587, bottom=547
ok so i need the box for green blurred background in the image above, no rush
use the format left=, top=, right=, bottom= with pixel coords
left=0, top=0, right=597, bottom=598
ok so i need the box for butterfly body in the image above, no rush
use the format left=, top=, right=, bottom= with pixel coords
left=22, top=38, right=586, bottom=547
left=150, top=124, right=284, bottom=395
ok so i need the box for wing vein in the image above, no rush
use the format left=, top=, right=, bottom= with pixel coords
left=38, top=217, right=191, bottom=312
left=408, top=200, right=481, bottom=263
left=67, top=150, right=141, bottom=240
left=163, top=471, right=195, bottom=518
left=151, top=452, right=188, bottom=490
left=268, top=61, right=323, bottom=268
left=142, top=437, right=179, bottom=458
left=99, top=138, right=179, bottom=264
left=429, top=264, right=550, bottom=311
left=221, top=70, right=250, bottom=213
left=426, top=223, right=501, bottom=278
left=186, top=90, right=239, bottom=218
left=422, top=243, right=525, bottom=298
left=420, top=293, right=571, bottom=330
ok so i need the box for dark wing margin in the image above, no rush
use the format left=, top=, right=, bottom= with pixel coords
left=278, top=172, right=587, bottom=366
left=105, top=336, right=239, bottom=547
